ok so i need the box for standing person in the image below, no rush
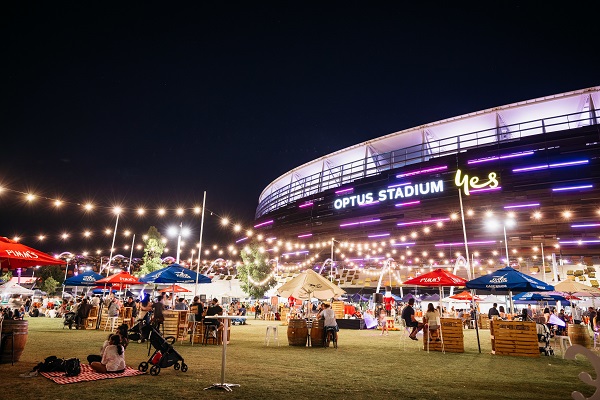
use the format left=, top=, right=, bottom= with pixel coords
left=174, top=297, right=188, bottom=311
left=108, top=296, right=121, bottom=319
left=254, top=301, right=261, bottom=319
left=401, top=298, right=424, bottom=340
left=379, top=306, right=388, bottom=336
left=75, top=298, right=92, bottom=329
left=24, top=298, right=31, bottom=313
left=527, top=304, right=533, bottom=319
left=488, top=303, right=500, bottom=319
left=152, top=295, right=165, bottom=328
left=572, top=304, right=582, bottom=325
left=123, top=296, right=138, bottom=320
left=588, top=307, right=597, bottom=332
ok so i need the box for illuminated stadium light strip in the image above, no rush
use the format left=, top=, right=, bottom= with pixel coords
left=265, top=237, right=277, bottom=241
left=339, top=219, right=380, bottom=228
left=396, top=165, right=447, bottom=178
left=434, top=240, right=496, bottom=247
left=388, top=182, right=412, bottom=189
left=395, top=200, right=420, bottom=207
left=467, top=151, right=534, bottom=165
left=422, top=218, right=450, bottom=224
left=346, top=258, right=364, bottom=261
left=396, top=220, right=423, bottom=227
left=235, top=237, right=248, bottom=243
left=281, top=250, right=310, bottom=256
left=470, top=186, right=502, bottom=194
left=298, top=202, right=314, bottom=208
left=253, top=220, right=274, bottom=228
left=571, top=223, right=600, bottom=228
left=367, top=233, right=390, bottom=238
left=335, top=187, right=354, bottom=195
left=391, top=242, right=415, bottom=246
left=513, top=159, right=588, bottom=173
left=359, top=200, right=380, bottom=207
left=559, top=240, right=600, bottom=245
left=552, top=185, right=593, bottom=192
left=503, top=203, right=540, bottom=209
left=297, top=233, right=313, bottom=238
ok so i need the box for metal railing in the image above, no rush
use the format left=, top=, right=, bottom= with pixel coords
left=256, top=109, right=599, bottom=218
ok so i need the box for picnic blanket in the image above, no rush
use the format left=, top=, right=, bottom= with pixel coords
left=40, top=364, right=145, bottom=384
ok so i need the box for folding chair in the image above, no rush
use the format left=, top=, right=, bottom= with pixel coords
left=426, top=316, right=445, bottom=354
left=185, top=313, right=197, bottom=346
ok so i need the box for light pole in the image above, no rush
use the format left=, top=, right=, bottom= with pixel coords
left=486, top=217, right=516, bottom=268
left=195, top=191, right=207, bottom=297
left=168, top=224, right=190, bottom=264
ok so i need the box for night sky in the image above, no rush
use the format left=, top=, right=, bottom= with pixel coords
left=1, top=2, right=597, bottom=254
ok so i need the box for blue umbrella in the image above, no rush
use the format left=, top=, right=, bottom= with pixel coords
left=512, top=292, right=569, bottom=303
left=64, top=270, right=104, bottom=287
left=139, top=264, right=211, bottom=284
left=466, top=267, right=554, bottom=292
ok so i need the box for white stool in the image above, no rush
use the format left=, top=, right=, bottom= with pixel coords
left=265, top=325, right=279, bottom=346
left=556, top=335, right=572, bottom=358
left=103, top=316, right=118, bottom=332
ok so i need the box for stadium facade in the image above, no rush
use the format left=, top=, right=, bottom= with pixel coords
left=254, top=87, right=600, bottom=287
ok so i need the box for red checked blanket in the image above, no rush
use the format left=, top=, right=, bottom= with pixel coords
left=40, top=364, right=145, bottom=384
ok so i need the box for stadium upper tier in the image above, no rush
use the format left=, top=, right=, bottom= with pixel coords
left=257, top=86, right=600, bottom=218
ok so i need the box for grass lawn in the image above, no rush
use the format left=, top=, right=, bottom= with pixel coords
left=0, top=317, right=596, bottom=400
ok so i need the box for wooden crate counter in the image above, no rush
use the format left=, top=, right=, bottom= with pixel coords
left=422, top=318, right=464, bottom=353
left=490, top=320, right=539, bottom=357
left=478, top=314, right=490, bottom=329
left=191, top=321, right=231, bottom=345
left=332, top=301, right=344, bottom=319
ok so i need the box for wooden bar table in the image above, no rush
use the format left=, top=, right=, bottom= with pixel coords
left=204, top=315, right=246, bottom=392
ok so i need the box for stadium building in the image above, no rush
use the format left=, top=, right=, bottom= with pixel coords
left=254, top=87, right=600, bottom=289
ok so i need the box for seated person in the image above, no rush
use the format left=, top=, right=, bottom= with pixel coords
left=75, top=298, right=92, bottom=329
left=401, top=298, right=424, bottom=340
left=204, top=298, right=223, bottom=331
left=29, top=306, right=40, bottom=318
left=87, top=324, right=130, bottom=364
left=498, top=306, right=506, bottom=320
left=232, top=303, right=247, bottom=325
left=423, top=302, right=440, bottom=341
left=320, top=303, right=339, bottom=342
left=90, top=334, right=126, bottom=373
left=12, top=307, right=23, bottom=320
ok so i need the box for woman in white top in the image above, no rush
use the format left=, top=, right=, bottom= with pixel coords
left=423, top=303, right=441, bottom=341
left=91, top=334, right=126, bottom=373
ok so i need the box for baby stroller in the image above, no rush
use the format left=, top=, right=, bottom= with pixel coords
left=536, top=323, right=554, bottom=356
left=128, top=320, right=149, bottom=343
left=63, top=312, right=76, bottom=329
left=138, top=323, right=188, bottom=376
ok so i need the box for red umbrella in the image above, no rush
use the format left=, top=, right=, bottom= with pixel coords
left=96, top=272, right=143, bottom=288
left=449, top=290, right=480, bottom=301
left=160, top=285, right=190, bottom=293
left=403, top=268, right=468, bottom=309
left=0, top=236, right=65, bottom=270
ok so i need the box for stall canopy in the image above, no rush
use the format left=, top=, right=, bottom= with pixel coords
left=159, top=285, right=190, bottom=293
left=0, top=236, right=65, bottom=270
left=277, top=269, right=345, bottom=300
left=0, top=281, right=34, bottom=296
left=512, top=292, right=569, bottom=303
left=553, top=280, right=600, bottom=298
left=96, top=272, right=143, bottom=288
left=450, top=290, right=480, bottom=301
left=139, top=264, right=211, bottom=285
left=403, top=268, right=467, bottom=310
left=465, top=267, right=553, bottom=293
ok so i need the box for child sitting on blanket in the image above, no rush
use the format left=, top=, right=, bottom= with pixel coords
left=90, top=334, right=126, bottom=374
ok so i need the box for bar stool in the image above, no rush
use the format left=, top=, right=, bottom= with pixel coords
left=103, top=315, right=118, bottom=332
left=265, top=325, right=279, bottom=346
left=203, top=323, right=218, bottom=346
left=555, top=335, right=572, bottom=358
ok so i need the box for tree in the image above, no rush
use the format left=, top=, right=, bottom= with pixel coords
left=138, top=226, right=166, bottom=276
left=238, top=243, right=276, bottom=299
left=0, top=270, right=12, bottom=283
left=41, top=276, right=60, bottom=295
left=38, top=265, right=65, bottom=284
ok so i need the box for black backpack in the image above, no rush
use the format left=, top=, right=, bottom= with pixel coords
left=64, top=358, right=81, bottom=377
left=34, top=356, right=65, bottom=372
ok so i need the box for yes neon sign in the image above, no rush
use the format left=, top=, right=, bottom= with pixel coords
left=333, top=180, right=444, bottom=209
left=454, top=169, right=499, bottom=195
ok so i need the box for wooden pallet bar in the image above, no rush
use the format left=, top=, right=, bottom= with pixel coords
left=490, top=320, right=539, bottom=357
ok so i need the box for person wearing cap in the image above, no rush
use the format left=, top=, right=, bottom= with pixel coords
left=401, top=298, right=423, bottom=340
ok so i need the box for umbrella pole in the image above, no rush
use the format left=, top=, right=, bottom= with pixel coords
left=472, top=289, right=481, bottom=353
left=509, top=290, right=514, bottom=315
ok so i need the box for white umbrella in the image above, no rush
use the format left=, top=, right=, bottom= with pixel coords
left=277, top=270, right=345, bottom=300
left=554, top=280, right=600, bottom=297
left=0, top=281, right=34, bottom=296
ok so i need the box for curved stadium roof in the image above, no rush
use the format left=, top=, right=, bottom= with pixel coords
left=257, top=86, right=600, bottom=218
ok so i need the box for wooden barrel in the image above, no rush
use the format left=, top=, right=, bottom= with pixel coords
left=568, top=324, right=591, bottom=348
left=310, top=319, right=325, bottom=347
left=1, top=320, right=28, bottom=364
left=287, top=319, right=308, bottom=346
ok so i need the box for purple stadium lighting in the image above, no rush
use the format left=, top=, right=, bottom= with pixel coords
left=298, top=202, right=314, bottom=208
left=335, top=187, right=354, bottom=195
left=559, top=239, right=600, bottom=245
left=513, top=159, right=589, bottom=173
left=513, top=165, right=548, bottom=173
left=346, top=258, right=364, bottom=262
left=550, top=160, right=589, bottom=168
left=253, top=220, right=274, bottom=228
left=297, top=233, right=313, bottom=238
left=571, top=223, right=600, bottom=228
left=235, top=237, right=248, bottom=243
left=388, top=182, right=412, bottom=189
left=265, top=237, right=277, bottom=241
left=368, top=233, right=390, bottom=238
left=552, top=185, right=593, bottom=192
left=396, top=165, right=447, bottom=178
left=503, top=203, right=540, bottom=209
left=340, top=219, right=380, bottom=228
left=470, top=186, right=502, bottom=194
left=391, top=242, right=415, bottom=246
left=467, top=151, right=534, bottom=164
left=395, top=200, right=420, bottom=207
left=359, top=200, right=380, bottom=207
left=281, top=250, right=310, bottom=256
left=396, top=220, right=423, bottom=227
left=434, top=240, right=496, bottom=247
left=422, top=218, right=450, bottom=224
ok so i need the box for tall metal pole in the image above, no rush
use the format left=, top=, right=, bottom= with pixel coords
left=103, top=213, right=120, bottom=296
left=176, top=223, right=182, bottom=264
left=541, top=242, right=546, bottom=282
left=127, top=234, right=135, bottom=273
left=194, top=191, right=207, bottom=297
left=503, top=225, right=510, bottom=267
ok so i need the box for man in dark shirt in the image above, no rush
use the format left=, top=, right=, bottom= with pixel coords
left=190, top=296, right=204, bottom=323
left=488, top=303, right=500, bottom=319
left=401, top=298, right=424, bottom=340
left=204, top=298, right=223, bottom=327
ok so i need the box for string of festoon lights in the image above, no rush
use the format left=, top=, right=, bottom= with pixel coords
left=1, top=183, right=577, bottom=278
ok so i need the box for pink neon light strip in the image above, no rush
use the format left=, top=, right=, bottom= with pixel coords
left=359, top=201, right=380, bottom=207
left=422, top=218, right=450, bottom=224
left=368, top=233, right=390, bottom=238
left=396, top=220, right=423, bottom=227
left=467, top=151, right=534, bottom=164
left=299, top=202, right=314, bottom=208
left=391, top=242, right=415, bottom=246
left=395, top=200, right=420, bottom=207
left=388, top=182, right=412, bottom=189
left=503, top=203, right=540, bottom=209
left=253, top=220, right=274, bottom=228
left=470, top=186, right=502, bottom=194
left=297, top=233, right=313, bottom=238
left=235, top=237, right=248, bottom=243
left=571, top=223, right=600, bottom=228
left=335, top=187, right=354, bottom=195
left=396, top=165, right=447, bottom=178
left=434, top=240, right=496, bottom=247
left=340, top=219, right=380, bottom=228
